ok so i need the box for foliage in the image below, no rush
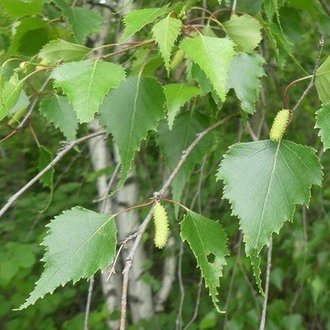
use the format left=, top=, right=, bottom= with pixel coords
left=0, top=0, right=330, bottom=329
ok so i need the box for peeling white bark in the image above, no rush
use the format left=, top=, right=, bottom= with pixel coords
left=87, top=0, right=155, bottom=325
left=88, top=121, right=122, bottom=329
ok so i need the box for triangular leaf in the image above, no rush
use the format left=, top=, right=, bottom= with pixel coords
left=223, top=14, right=262, bottom=53
left=39, top=95, right=78, bottom=141
left=152, top=15, right=183, bottom=74
left=217, top=140, right=322, bottom=289
left=315, top=55, right=330, bottom=105
left=51, top=60, right=126, bottom=123
left=164, top=83, right=202, bottom=129
left=100, top=75, right=165, bottom=185
left=227, top=53, right=265, bottom=114
left=181, top=35, right=235, bottom=101
left=315, top=103, right=330, bottom=149
left=158, top=112, right=215, bottom=214
left=0, top=74, right=22, bottom=122
left=121, top=5, right=169, bottom=41
left=17, top=207, right=117, bottom=310
left=38, top=39, right=91, bottom=65
left=181, top=211, right=228, bottom=312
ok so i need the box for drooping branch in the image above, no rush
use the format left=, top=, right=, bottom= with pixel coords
left=119, top=113, right=237, bottom=330
left=0, top=130, right=106, bottom=219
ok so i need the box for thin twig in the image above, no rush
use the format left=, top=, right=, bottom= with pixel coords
left=183, top=275, right=203, bottom=330
left=84, top=276, right=95, bottom=330
left=119, top=114, right=237, bottom=330
left=0, top=131, right=106, bottom=219
left=0, top=78, right=50, bottom=144
left=258, top=239, right=273, bottom=330
left=176, top=242, right=185, bottom=330
left=93, top=162, right=121, bottom=203
left=291, top=36, right=324, bottom=112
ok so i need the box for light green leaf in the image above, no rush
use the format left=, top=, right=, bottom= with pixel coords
left=315, top=104, right=330, bottom=149
left=0, top=0, right=44, bottom=18
left=100, top=75, right=165, bottom=185
left=164, top=83, right=201, bottom=129
left=51, top=60, right=126, bottom=123
left=38, top=146, right=54, bottom=189
left=38, top=39, right=91, bottom=65
left=223, top=14, right=262, bottom=53
left=181, top=35, right=235, bottom=101
left=39, top=95, right=78, bottom=141
left=152, top=15, right=182, bottom=74
left=55, top=0, right=103, bottom=44
left=315, top=56, right=330, bottom=105
left=121, top=5, right=169, bottom=41
left=158, top=112, right=215, bottom=214
left=181, top=211, right=228, bottom=312
left=217, top=140, right=322, bottom=290
left=227, top=53, right=265, bottom=114
left=0, top=74, right=22, bottom=121
left=17, top=207, right=117, bottom=310
left=7, top=90, right=30, bottom=125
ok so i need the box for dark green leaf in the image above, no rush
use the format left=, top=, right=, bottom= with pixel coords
left=100, top=75, right=165, bottom=185
left=217, top=140, right=322, bottom=290
left=38, top=146, right=54, bottom=189
left=181, top=211, right=228, bottom=312
left=39, top=95, right=78, bottom=141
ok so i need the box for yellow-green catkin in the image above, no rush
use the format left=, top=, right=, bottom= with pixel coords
left=269, top=109, right=291, bottom=142
left=153, top=202, right=170, bottom=249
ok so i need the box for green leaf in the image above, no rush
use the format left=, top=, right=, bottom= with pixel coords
left=217, top=140, right=322, bottom=289
left=56, top=1, right=103, bottom=44
left=227, top=53, right=265, bottom=114
left=164, top=83, right=201, bottom=129
left=0, top=0, right=44, bottom=18
left=8, top=17, right=52, bottom=56
left=38, top=39, right=91, bottom=65
left=100, top=75, right=165, bottom=185
left=0, top=74, right=22, bottom=121
left=315, top=56, right=330, bottom=105
left=181, top=211, right=228, bottom=312
left=38, top=146, right=54, bottom=189
left=223, top=14, right=262, bottom=53
left=152, top=15, right=182, bottom=74
left=39, top=95, right=78, bottom=141
left=121, top=5, right=169, bottom=41
left=315, top=104, right=330, bottom=149
left=181, top=35, right=235, bottom=102
left=158, top=112, right=215, bottom=214
left=16, top=207, right=117, bottom=310
left=51, top=60, right=126, bottom=123
left=7, top=90, right=30, bottom=125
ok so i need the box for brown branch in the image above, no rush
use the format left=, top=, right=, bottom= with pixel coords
left=119, top=114, right=237, bottom=330
left=259, top=239, right=273, bottom=330
left=0, top=131, right=106, bottom=219
left=291, top=36, right=324, bottom=112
